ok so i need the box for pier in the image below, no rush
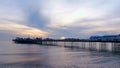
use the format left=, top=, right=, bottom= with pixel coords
left=42, top=41, right=120, bottom=52
left=13, top=37, right=120, bottom=52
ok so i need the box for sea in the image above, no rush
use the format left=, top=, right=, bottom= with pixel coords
left=0, top=41, right=120, bottom=68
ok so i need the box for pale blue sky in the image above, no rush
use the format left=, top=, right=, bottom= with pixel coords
left=0, top=0, right=120, bottom=40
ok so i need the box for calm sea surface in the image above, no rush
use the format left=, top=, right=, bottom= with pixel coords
left=0, top=41, right=120, bottom=68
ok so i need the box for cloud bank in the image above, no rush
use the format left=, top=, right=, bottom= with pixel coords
left=0, top=0, right=120, bottom=40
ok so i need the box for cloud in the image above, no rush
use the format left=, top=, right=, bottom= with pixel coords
left=0, top=1, right=26, bottom=23
left=0, top=22, right=48, bottom=37
left=40, top=0, right=120, bottom=38
left=43, top=0, right=109, bottom=29
left=14, top=0, right=48, bottom=29
left=0, top=0, right=49, bottom=39
left=0, top=0, right=120, bottom=40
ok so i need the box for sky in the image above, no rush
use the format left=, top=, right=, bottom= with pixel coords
left=0, top=0, right=120, bottom=41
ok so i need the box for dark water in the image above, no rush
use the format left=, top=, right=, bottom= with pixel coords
left=0, top=41, right=120, bottom=68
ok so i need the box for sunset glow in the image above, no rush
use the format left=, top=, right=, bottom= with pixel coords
left=0, top=0, right=120, bottom=40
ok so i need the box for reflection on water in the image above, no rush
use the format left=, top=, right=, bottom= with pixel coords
left=0, top=41, right=120, bottom=68
left=56, top=42, right=120, bottom=52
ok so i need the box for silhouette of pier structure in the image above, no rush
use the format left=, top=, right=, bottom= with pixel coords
left=13, top=37, right=120, bottom=52
left=13, top=37, right=120, bottom=45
